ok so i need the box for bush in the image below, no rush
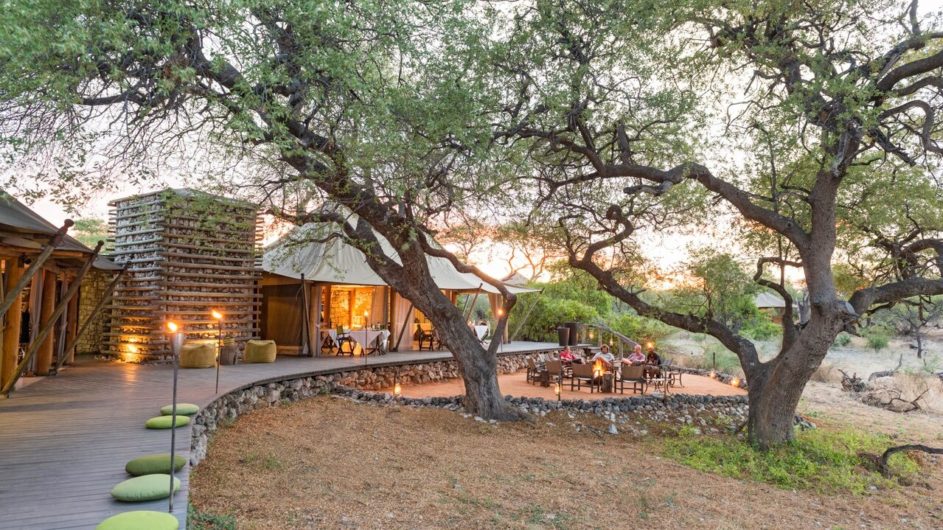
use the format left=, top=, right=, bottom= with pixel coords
left=670, top=345, right=744, bottom=378
left=863, top=326, right=890, bottom=352
left=663, top=428, right=920, bottom=494
left=509, top=297, right=599, bottom=342
left=832, top=332, right=852, bottom=347
left=741, top=317, right=781, bottom=340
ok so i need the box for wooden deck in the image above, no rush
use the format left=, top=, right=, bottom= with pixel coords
left=0, top=342, right=558, bottom=529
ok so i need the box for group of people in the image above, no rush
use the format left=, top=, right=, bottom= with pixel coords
left=556, top=343, right=661, bottom=371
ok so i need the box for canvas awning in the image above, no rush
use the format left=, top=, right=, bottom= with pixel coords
left=0, top=191, right=93, bottom=254
left=755, top=291, right=787, bottom=309
left=263, top=216, right=538, bottom=294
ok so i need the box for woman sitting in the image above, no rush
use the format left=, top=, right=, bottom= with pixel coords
left=624, top=344, right=646, bottom=365
left=559, top=346, right=577, bottom=364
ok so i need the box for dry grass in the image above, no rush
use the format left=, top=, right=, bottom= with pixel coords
left=810, top=361, right=843, bottom=384
left=190, top=397, right=943, bottom=529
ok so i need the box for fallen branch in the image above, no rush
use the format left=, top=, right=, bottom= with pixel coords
left=878, top=444, right=943, bottom=477
left=868, top=354, right=903, bottom=381
left=838, top=369, right=866, bottom=392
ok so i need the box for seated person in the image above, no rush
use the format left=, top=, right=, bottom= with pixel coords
left=559, top=346, right=576, bottom=364
left=591, top=345, right=615, bottom=369
left=624, top=345, right=646, bottom=365
left=646, top=347, right=662, bottom=366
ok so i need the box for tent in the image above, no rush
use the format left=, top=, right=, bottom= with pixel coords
left=262, top=217, right=537, bottom=294
left=754, top=291, right=787, bottom=309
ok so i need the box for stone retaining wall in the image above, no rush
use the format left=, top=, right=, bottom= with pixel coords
left=189, top=350, right=749, bottom=466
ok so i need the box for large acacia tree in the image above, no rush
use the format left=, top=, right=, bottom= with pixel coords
left=489, top=0, right=943, bottom=447
left=0, top=0, right=525, bottom=419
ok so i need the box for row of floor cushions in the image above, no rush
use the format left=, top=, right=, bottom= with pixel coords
left=180, top=339, right=277, bottom=368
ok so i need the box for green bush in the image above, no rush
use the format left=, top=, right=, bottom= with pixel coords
left=509, top=297, right=599, bottom=342
left=188, top=506, right=236, bottom=530
left=863, top=326, right=890, bottom=352
left=663, top=428, right=919, bottom=494
left=832, top=332, right=852, bottom=347
left=741, top=317, right=781, bottom=340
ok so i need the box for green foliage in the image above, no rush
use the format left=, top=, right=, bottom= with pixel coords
left=832, top=332, right=852, bottom=347
left=188, top=505, right=236, bottom=530
left=863, top=326, right=891, bottom=352
left=664, top=429, right=920, bottom=494
left=510, top=297, right=599, bottom=342
left=740, top=316, right=781, bottom=341
left=71, top=218, right=108, bottom=248
left=608, top=312, right=672, bottom=344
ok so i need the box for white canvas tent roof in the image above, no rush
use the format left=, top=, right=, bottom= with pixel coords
left=263, top=218, right=537, bottom=294
left=755, top=291, right=787, bottom=309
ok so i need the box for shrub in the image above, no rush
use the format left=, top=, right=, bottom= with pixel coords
left=608, top=312, right=672, bottom=344
left=863, top=327, right=890, bottom=352
left=509, top=297, right=599, bottom=342
left=741, top=318, right=781, bottom=340
left=663, top=428, right=920, bottom=494
left=832, top=332, right=852, bottom=347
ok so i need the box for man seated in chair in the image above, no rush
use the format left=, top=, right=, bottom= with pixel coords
left=624, top=344, right=646, bottom=365
left=591, top=344, right=615, bottom=369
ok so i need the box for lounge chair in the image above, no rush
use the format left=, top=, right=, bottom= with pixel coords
left=526, top=358, right=540, bottom=384
left=616, top=364, right=646, bottom=394
left=570, top=363, right=598, bottom=393
left=545, top=360, right=567, bottom=383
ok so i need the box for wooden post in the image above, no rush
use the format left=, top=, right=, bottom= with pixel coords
left=55, top=267, right=126, bottom=372
left=312, top=284, right=322, bottom=357
left=64, top=280, right=80, bottom=365
left=3, top=241, right=103, bottom=395
left=1, top=258, right=25, bottom=389
left=35, top=270, right=58, bottom=375
left=0, top=221, right=73, bottom=323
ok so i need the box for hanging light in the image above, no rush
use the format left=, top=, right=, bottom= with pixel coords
left=167, top=321, right=179, bottom=333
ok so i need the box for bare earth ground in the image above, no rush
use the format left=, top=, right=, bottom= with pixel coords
left=190, top=397, right=943, bottom=530
left=398, top=372, right=746, bottom=400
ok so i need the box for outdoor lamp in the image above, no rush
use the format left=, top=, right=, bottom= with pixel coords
left=165, top=321, right=185, bottom=513
left=554, top=382, right=561, bottom=401
left=394, top=382, right=402, bottom=397
left=212, top=309, right=224, bottom=394
left=709, top=369, right=716, bottom=379
left=731, top=377, right=740, bottom=388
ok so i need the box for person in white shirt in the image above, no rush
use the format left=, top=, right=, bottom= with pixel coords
left=591, top=344, right=615, bottom=369
left=625, top=344, right=646, bottom=365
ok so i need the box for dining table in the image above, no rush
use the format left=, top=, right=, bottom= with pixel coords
left=348, top=329, right=391, bottom=355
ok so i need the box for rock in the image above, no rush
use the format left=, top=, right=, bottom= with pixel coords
left=608, top=424, right=619, bottom=435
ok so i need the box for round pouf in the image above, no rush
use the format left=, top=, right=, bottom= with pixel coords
left=160, top=403, right=199, bottom=416
left=96, top=511, right=179, bottom=530
left=110, top=474, right=181, bottom=502
left=243, top=339, right=277, bottom=363
left=125, top=453, right=187, bottom=476
left=145, top=415, right=190, bottom=429
left=179, top=342, right=215, bottom=368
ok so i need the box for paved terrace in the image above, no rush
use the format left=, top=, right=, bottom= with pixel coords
left=0, top=342, right=557, bottom=529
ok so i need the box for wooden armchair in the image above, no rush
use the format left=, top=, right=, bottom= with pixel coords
left=336, top=326, right=356, bottom=356
left=617, top=364, right=647, bottom=395
left=526, top=358, right=540, bottom=384
left=570, top=363, right=598, bottom=393
left=418, top=328, right=439, bottom=351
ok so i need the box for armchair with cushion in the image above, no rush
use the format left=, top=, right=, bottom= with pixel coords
left=617, top=365, right=647, bottom=395
left=570, top=363, right=598, bottom=393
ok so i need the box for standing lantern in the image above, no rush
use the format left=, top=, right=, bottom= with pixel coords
left=211, top=309, right=223, bottom=394
left=166, top=321, right=185, bottom=514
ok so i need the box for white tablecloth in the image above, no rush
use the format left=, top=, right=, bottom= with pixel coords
left=473, top=325, right=489, bottom=341
left=348, top=329, right=391, bottom=353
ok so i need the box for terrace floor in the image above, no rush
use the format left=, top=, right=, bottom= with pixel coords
left=0, top=340, right=736, bottom=529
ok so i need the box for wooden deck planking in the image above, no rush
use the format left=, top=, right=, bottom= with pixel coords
left=0, top=342, right=558, bottom=529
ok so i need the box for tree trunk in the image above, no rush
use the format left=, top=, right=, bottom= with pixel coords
left=746, top=373, right=806, bottom=449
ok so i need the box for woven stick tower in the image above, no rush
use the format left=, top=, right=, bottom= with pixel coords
left=105, top=189, right=262, bottom=360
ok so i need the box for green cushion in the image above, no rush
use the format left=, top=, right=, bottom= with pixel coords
left=145, top=415, right=190, bottom=429
left=125, top=453, right=187, bottom=476
left=96, top=511, right=179, bottom=530
left=160, top=403, right=199, bottom=416
left=110, top=474, right=181, bottom=502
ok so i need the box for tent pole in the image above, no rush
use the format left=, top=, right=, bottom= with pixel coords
left=463, top=284, right=483, bottom=322
left=509, top=290, right=544, bottom=343
left=300, top=274, right=311, bottom=357
left=55, top=266, right=126, bottom=372
left=3, top=240, right=102, bottom=396
left=0, top=221, right=72, bottom=323
left=392, top=302, right=414, bottom=352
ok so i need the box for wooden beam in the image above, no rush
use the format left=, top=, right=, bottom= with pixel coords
left=0, top=221, right=73, bottom=323
left=34, top=270, right=58, bottom=375
left=1, top=257, right=24, bottom=389
left=3, top=241, right=102, bottom=395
